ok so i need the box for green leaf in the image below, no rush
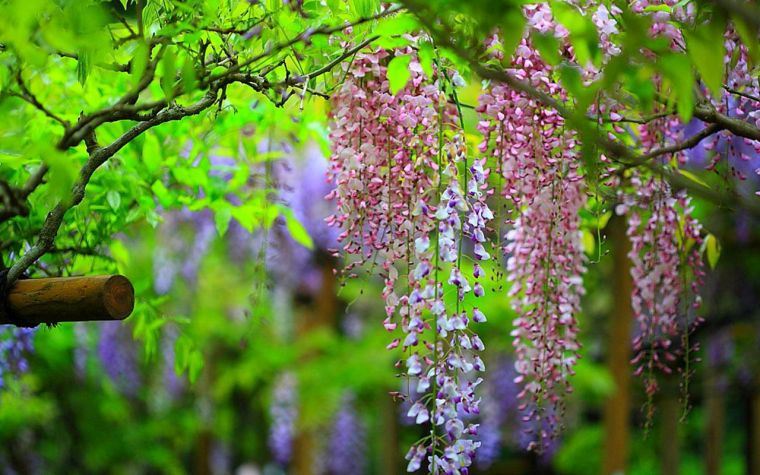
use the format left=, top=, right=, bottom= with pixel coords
left=151, top=180, right=172, bottom=207
left=678, top=169, right=710, bottom=188
left=76, top=50, right=90, bottom=85
left=387, top=54, right=411, bottom=95
left=417, top=42, right=435, bottom=79
left=499, top=12, right=527, bottom=62
left=659, top=53, right=694, bottom=122
left=43, top=152, right=78, bottom=204
left=174, top=335, right=204, bottom=383
left=277, top=205, right=314, bottom=249
left=733, top=16, right=759, bottom=64
left=643, top=4, right=671, bottom=13
left=532, top=32, right=561, bottom=66
left=231, top=203, right=258, bottom=232
left=106, top=190, right=122, bottom=210
left=131, top=41, right=149, bottom=87
left=160, top=47, right=177, bottom=100
left=109, top=239, right=130, bottom=272
left=581, top=229, right=596, bottom=256
left=551, top=0, right=599, bottom=66
left=374, top=13, right=418, bottom=37
left=350, top=0, right=376, bottom=17
left=142, top=134, right=162, bottom=175
left=684, top=19, right=726, bottom=97
left=212, top=201, right=232, bottom=235
left=181, top=55, right=197, bottom=94
left=704, top=233, right=721, bottom=269
left=187, top=350, right=204, bottom=384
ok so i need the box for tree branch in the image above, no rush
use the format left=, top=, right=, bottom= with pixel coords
left=210, top=5, right=401, bottom=83
left=5, top=90, right=220, bottom=284
left=283, top=35, right=379, bottom=87
left=693, top=103, right=760, bottom=141
left=641, top=123, right=723, bottom=161
left=723, top=85, right=760, bottom=103
left=12, top=73, right=69, bottom=126
left=402, top=0, right=760, bottom=214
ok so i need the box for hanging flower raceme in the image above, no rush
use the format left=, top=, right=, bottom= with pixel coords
left=617, top=120, right=706, bottom=419
left=477, top=31, right=586, bottom=449
left=98, top=321, right=141, bottom=397
left=327, top=392, right=367, bottom=475
left=268, top=372, right=298, bottom=467
left=0, top=327, right=35, bottom=389
left=327, top=43, right=492, bottom=472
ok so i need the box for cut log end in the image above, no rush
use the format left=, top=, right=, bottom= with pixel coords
left=103, top=275, right=135, bottom=320
left=4, top=275, right=136, bottom=326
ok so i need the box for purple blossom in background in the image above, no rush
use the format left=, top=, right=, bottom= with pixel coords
left=516, top=404, right=560, bottom=464
left=211, top=440, right=232, bottom=475
left=268, top=372, right=297, bottom=466
left=0, top=327, right=35, bottom=389
left=180, top=209, right=217, bottom=284
left=327, top=393, right=367, bottom=475
left=476, top=356, right=521, bottom=468
left=162, top=326, right=185, bottom=399
left=153, top=246, right=179, bottom=295
left=706, top=329, right=734, bottom=391
left=267, top=145, right=340, bottom=290
left=341, top=312, right=365, bottom=340
left=97, top=322, right=141, bottom=397
left=226, top=220, right=260, bottom=263
left=682, top=97, right=760, bottom=181
left=74, top=323, right=89, bottom=379
left=476, top=419, right=501, bottom=469
left=481, top=357, right=562, bottom=462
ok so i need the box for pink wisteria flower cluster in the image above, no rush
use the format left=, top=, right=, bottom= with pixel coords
left=477, top=30, right=586, bottom=449
left=327, top=44, right=491, bottom=473
left=323, top=0, right=759, bottom=468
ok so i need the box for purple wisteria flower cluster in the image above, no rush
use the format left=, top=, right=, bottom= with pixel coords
left=327, top=392, right=367, bottom=475
left=0, top=327, right=35, bottom=389
left=268, top=372, right=298, bottom=467
left=328, top=42, right=492, bottom=473
left=97, top=321, right=141, bottom=397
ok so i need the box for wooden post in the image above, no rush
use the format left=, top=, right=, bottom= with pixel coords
left=380, top=390, right=400, bottom=475
left=602, top=216, right=633, bottom=475
left=748, top=383, right=760, bottom=475
left=660, top=378, right=680, bottom=475
left=3, top=275, right=134, bottom=326
left=293, top=255, right=338, bottom=475
left=704, top=340, right=725, bottom=475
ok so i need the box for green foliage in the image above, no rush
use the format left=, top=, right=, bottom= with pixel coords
left=703, top=233, right=721, bottom=269
left=684, top=16, right=727, bottom=97
left=387, top=54, right=412, bottom=94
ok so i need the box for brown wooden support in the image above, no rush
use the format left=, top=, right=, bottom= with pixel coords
left=2, top=275, right=134, bottom=326
left=602, top=216, right=633, bottom=475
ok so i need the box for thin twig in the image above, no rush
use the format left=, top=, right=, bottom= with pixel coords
left=13, top=73, right=69, bottom=126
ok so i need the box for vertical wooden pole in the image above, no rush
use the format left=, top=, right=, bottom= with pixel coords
left=704, top=340, right=725, bottom=475
left=748, top=383, right=760, bottom=475
left=660, top=378, right=680, bottom=475
left=602, top=216, right=633, bottom=475
left=380, top=391, right=400, bottom=475
left=292, top=256, right=338, bottom=475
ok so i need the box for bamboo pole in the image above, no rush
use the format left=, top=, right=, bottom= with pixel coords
left=3, top=275, right=134, bottom=326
